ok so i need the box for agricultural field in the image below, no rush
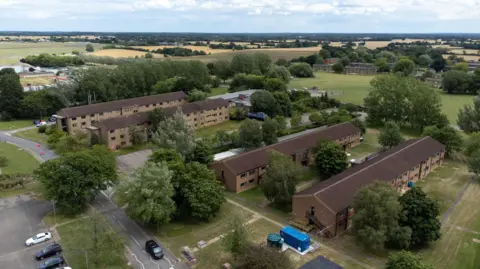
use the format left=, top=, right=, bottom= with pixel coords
left=289, top=72, right=474, bottom=123
left=133, top=45, right=232, bottom=54
left=0, top=42, right=102, bottom=65
left=0, top=35, right=97, bottom=41
left=443, top=54, right=480, bottom=61
left=448, top=49, right=480, bottom=55
left=20, top=76, right=54, bottom=86
left=88, top=49, right=157, bottom=58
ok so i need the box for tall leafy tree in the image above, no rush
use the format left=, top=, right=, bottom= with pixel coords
left=263, top=78, right=287, bottom=92
left=422, top=126, right=462, bottom=156
left=239, top=119, right=263, bottom=150
left=120, top=162, right=176, bottom=225
left=265, top=65, right=291, bottom=83
left=399, top=187, right=441, bottom=246
left=408, top=86, right=447, bottom=130
left=273, top=91, right=292, bottom=117
left=351, top=118, right=366, bottom=135
left=186, top=140, right=214, bottom=165
left=393, top=59, right=416, bottom=77
left=442, top=70, right=476, bottom=94
left=290, top=113, right=302, bottom=127
left=262, top=118, right=279, bottom=145
left=457, top=95, right=480, bottom=133
left=0, top=69, right=24, bottom=117
left=260, top=151, right=303, bottom=207
left=352, top=181, right=412, bottom=251
left=152, top=109, right=196, bottom=158
left=251, top=90, right=279, bottom=117
left=464, top=132, right=480, bottom=157
left=288, top=62, right=314, bottom=78
left=176, top=162, right=225, bottom=220
left=253, top=53, right=272, bottom=75
left=467, top=149, right=480, bottom=176
left=230, top=54, right=256, bottom=74
left=386, top=251, right=433, bottom=269
left=378, top=121, right=404, bottom=149
left=86, top=43, right=95, bottom=52
left=222, top=213, right=251, bottom=259
left=147, top=108, right=166, bottom=134
left=314, top=140, right=348, bottom=179
left=36, top=145, right=118, bottom=216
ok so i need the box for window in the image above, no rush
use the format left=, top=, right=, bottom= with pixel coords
left=72, top=123, right=77, bottom=127
left=120, top=135, right=125, bottom=139
left=249, top=170, right=255, bottom=175
left=146, top=105, right=150, bottom=108
left=240, top=183, right=246, bottom=187
left=90, top=114, right=95, bottom=117
left=91, top=121, right=96, bottom=125
left=99, top=113, right=104, bottom=116
left=219, top=112, right=222, bottom=115
left=249, top=179, right=254, bottom=183
left=240, top=173, right=246, bottom=178
left=81, top=116, right=86, bottom=119
left=111, top=137, right=116, bottom=141
left=72, top=117, right=77, bottom=120
left=133, top=110, right=138, bottom=113
left=121, top=141, right=126, bottom=146
left=225, top=116, right=228, bottom=120
left=153, top=104, right=157, bottom=107
left=148, top=134, right=152, bottom=139
left=160, top=102, right=164, bottom=105
left=261, top=166, right=267, bottom=170
left=109, top=130, right=115, bottom=133
left=187, top=114, right=190, bottom=117
left=81, top=122, right=86, bottom=126
left=404, top=172, right=407, bottom=176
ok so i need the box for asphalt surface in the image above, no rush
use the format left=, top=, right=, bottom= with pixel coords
left=0, top=195, right=54, bottom=269
left=91, top=193, right=188, bottom=269
left=0, top=126, right=58, bottom=162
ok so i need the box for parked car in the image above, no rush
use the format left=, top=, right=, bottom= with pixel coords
left=145, top=239, right=164, bottom=259
left=33, top=120, right=40, bottom=125
left=38, top=256, right=65, bottom=269
left=48, top=116, right=57, bottom=122
left=36, top=120, right=47, bottom=127
left=35, top=243, right=62, bottom=260
left=53, top=267, right=71, bottom=269
left=25, top=232, right=52, bottom=246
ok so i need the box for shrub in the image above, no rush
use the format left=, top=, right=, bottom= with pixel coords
left=45, top=126, right=55, bottom=135
left=0, top=156, right=7, bottom=167
left=38, top=125, right=47, bottom=133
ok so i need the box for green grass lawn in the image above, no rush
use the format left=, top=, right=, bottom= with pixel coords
left=209, top=87, right=228, bottom=96
left=154, top=203, right=252, bottom=257
left=195, top=120, right=242, bottom=139
left=288, top=72, right=474, bottom=123
left=0, top=181, right=43, bottom=198
left=12, top=128, right=49, bottom=145
left=0, top=120, right=35, bottom=131
left=0, top=142, right=39, bottom=174
left=56, top=216, right=129, bottom=269
left=349, top=128, right=381, bottom=159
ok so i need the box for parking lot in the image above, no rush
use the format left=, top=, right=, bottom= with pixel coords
left=0, top=195, right=54, bottom=269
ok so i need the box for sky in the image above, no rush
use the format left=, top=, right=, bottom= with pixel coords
left=0, top=0, right=479, bottom=33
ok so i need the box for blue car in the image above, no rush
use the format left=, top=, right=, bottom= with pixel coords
left=38, top=256, right=65, bottom=269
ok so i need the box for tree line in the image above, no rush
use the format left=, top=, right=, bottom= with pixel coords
left=21, top=53, right=85, bottom=67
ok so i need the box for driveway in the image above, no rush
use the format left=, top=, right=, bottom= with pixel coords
left=0, top=195, right=53, bottom=269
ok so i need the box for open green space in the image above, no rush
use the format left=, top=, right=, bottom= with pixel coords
left=55, top=216, right=129, bottom=269
left=0, top=42, right=102, bottom=65
left=0, top=181, right=43, bottom=198
left=348, top=128, right=380, bottom=159
left=288, top=72, right=474, bottom=123
left=154, top=203, right=252, bottom=257
left=0, top=120, right=35, bottom=131
left=209, top=87, right=228, bottom=96
left=195, top=120, right=242, bottom=139
left=0, top=142, right=39, bottom=174
left=12, top=128, right=49, bottom=145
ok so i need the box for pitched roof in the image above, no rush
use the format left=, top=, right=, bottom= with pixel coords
left=299, top=256, right=344, bottom=269
left=217, top=122, right=361, bottom=176
left=295, top=136, right=445, bottom=213
left=94, top=98, right=230, bottom=130
left=57, top=91, right=187, bottom=118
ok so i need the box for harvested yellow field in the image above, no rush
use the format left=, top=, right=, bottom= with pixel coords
left=0, top=35, right=97, bottom=40
left=391, top=38, right=439, bottom=43
left=88, top=49, right=155, bottom=58
left=133, top=45, right=231, bottom=54
left=20, top=76, right=54, bottom=87
left=449, top=49, right=480, bottom=55
left=443, top=54, right=480, bottom=61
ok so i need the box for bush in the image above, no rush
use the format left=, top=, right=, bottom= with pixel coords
left=288, top=63, right=314, bottom=78
left=211, top=77, right=221, bottom=88
left=0, top=112, right=12, bottom=121
left=0, top=156, right=7, bottom=167
left=45, top=126, right=55, bottom=135
left=38, top=125, right=47, bottom=133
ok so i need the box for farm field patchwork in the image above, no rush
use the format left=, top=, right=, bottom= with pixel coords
left=88, top=49, right=158, bottom=58
left=133, top=45, right=232, bottom=54
left=0, top=42, right=102, bottom=65
left=443, top=54, right=480, bottom=61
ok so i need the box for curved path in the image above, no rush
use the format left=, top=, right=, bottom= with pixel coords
left=0, top=126, right=57, bottom=163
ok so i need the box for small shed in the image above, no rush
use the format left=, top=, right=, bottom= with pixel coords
left=299, top=255, right=345, bottom=269
left=280, top=226, right=310, bottom=252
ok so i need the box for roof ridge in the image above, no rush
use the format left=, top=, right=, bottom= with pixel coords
left=313, top=136, right=430, bottom=196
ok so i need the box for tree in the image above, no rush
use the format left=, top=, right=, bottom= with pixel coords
left=417, top=55, right=433, bottom=67
left=86, top=43, right=95, bottom=52
left=260, top=151, right=303, bottom=207
left=274, top=115, right=287, bottom=131
left=222, top=213, right=250, bottom=259
left=457, top=95, right=480, bottom=133
left=442, top=70, right=476, bottom=94
left=273, top=91, right=292, bottom=117
left=36, top=145, right=118, bottom=216
left=467, top=149, right=480, bottom=176
left=332, top=62, right=345, bottom=74
left=186, top=140, right=213, bottom=165
left=351, top=118, right=366, bottom=135
left=378, top=121, right=404, bottom=149
left=187, top=89, right=208, bottom=102
left=147, top=108, right=166, bottom=134
left=264, top=78, right=287, bottom=92
left=238, top=119, right=263, bottom=150
left=265, top=65, right=291, bottom=83
left=422, top=126, right=462, bottom=156
left=0, top=69, right=23, bottom=116
left=288, top=63, right=314, bottom=78
left=251, top=90, right=279, bottom=117
left=340, top=56, right=351, bottom=67
left=145, top=52, right=153, bottom=59
left=230, top=54, right=256, bottom=74
left=386, top=251, right=433, bottom=269
left=129, top=126, right=146, bottom=146
left=408, top=86, right=447, bottom=130
left=176, top=162, right=225, bottom=220
left=399, top=187, right=441, bottom=246
left=352, top=181, right=411, bottom=251
left=430, top=57, right=446, bottom=72
left=452, top=62, right=469, bottom=72
left=314, top=140, right=348, bottom=179
left=213, top=60, right=234, bottom=82
left=262, top=118, right=278, bottom=145
left=253, top=53, right=272, bottom=74
left=393, top=59, right=416, bottom=77
left=376, top=51, right=397, bottom=63
left=290, top=113, right=302, bottom=127
left=375, top=58, right=390, bottom=72
left=464, top=132, right=480, bottom=156
left=236, top=244, right=294, bottom=269
left=120, top=162, right=176, bottom=225
left=152, top=109, right=196, bottom=158
left=275, top=58, right=288, bottom=67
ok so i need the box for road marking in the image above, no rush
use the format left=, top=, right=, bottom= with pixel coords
left=130, top=234, right=141, bottom=246
left=165, top=256, right=175, bottom=268
left=150, top=256, right=161, bottom=269
left=118, top=221, right=127, bottom=231
left=125, top=244, right=146, bottom=269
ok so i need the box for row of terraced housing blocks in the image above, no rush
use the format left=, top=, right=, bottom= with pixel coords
left=55, top=91, right=230, bottom=149
left=211, top=123, right=445, bottom=237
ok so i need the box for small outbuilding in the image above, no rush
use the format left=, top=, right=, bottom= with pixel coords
left=299, top=255, right=344, bottom=269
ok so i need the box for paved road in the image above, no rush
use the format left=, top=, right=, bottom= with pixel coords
left=0, top=129, right=57, bottom=163
left=91, top=193, right=188, bottom=269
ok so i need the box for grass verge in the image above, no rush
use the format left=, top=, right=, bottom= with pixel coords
left=195, top=120, right=242, bottom=139
left=209, top=87, right=228, bottom=96
left=0, top=142, right=40, bottom=174
left=0, top=120, right=35, bottom=131
left=12, top=128, right=49, bottom=145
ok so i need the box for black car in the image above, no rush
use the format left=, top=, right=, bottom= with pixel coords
left=38, top=256, right=65, bottom=269
left=145, top=239, right=164, bottom=259
left=35, top=243, right=62, bottom=260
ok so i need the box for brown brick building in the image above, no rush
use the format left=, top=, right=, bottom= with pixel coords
left=89, top=98, right=230, bottom=149
left=292, top=136, right=445, bottom=237
left=211, top=123, right=362, bottom=193
left=56, top=91, right=188, bottom=134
